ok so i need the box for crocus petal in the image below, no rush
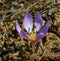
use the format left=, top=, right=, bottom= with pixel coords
left=36, top=21, right=50, bottom=41
left=15, top=20, right=21, bottom=33
left=34, top=12, right=43, bottom=32
left=23, top=12, right=33, bottom=33
left=15, top=21, right=29, bottom=40
left=20, top=30, right=29, bottom=40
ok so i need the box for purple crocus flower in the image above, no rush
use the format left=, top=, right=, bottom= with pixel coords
left=15, top=12, right=50, bottom=42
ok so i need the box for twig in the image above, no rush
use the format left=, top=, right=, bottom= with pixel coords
left=26, top=1, right=39, bottom=11
left=11, top=1, right=39, bottom=19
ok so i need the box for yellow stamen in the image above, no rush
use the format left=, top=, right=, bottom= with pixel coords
left=28, top=34, right=36, bottom=42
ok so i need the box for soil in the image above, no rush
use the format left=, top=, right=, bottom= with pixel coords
left=0, top=0, right=60, bottom=61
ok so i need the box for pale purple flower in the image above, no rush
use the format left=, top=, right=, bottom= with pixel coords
left=15, top=12, right=50, bottom=42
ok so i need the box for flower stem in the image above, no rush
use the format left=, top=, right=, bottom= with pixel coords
left=31, top=42, right=35, bottom=53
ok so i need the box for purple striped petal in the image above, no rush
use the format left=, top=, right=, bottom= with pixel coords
left=34, top=12, right=43, bottom=32
left=36, top=21, right=50, bottom=41
left=15, top=20, right=21, bottom=33
left=15, top=20, right=29, bottom=40
left=23, top=12, right=33, bottom=33
left=20, top=30, right=29, bottom=40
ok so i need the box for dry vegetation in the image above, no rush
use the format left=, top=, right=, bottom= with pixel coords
left=0, top=0, right=60, bottom=61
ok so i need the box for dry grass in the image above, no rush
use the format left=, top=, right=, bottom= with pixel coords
left=0, top=0, right=60, bottom=61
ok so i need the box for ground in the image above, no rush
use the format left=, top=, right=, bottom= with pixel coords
left=0, top=0, right=60, bottom=61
